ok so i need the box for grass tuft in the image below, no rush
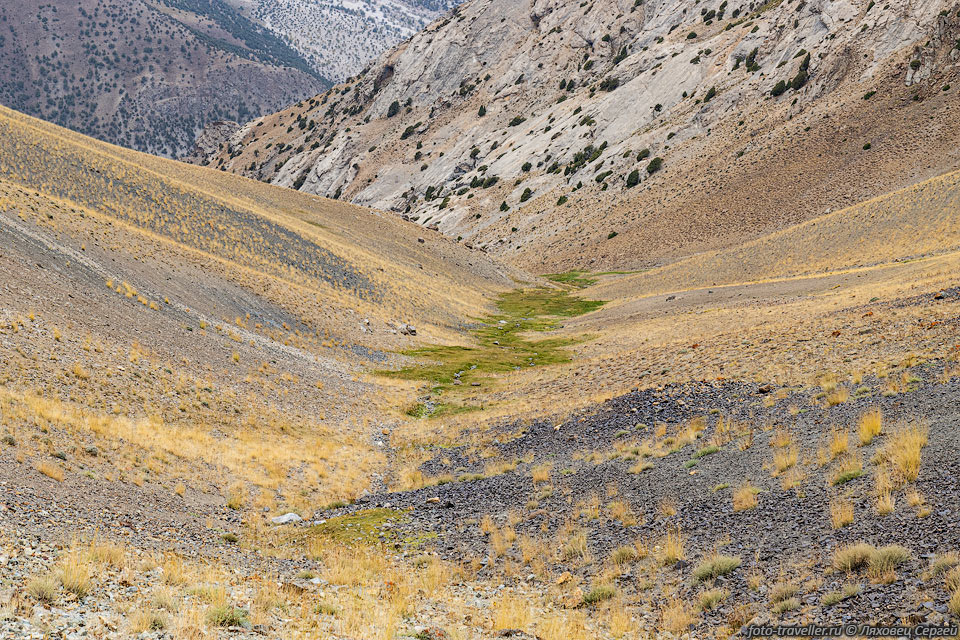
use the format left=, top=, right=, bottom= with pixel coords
left=733, top=481, right=759, bottom=511
left=611, top=545, right=639, bottom=565
left=582, top=584, right=617, bottom=605
left=59, top=551, right=91, bottom=598
left=692, top=554, right=741, bottom=582
left=698, top=588, right=727, bottom=611
left=858, top=409, right=883, bottom=445
left=27, top=576, right=58, bottom=603
left=206, top=604, right=248, bottom=627
left=834, top=543, right=875, bottom=572
left=660, top=597, right=697, bottom=634
left=36, top=461, right=64, bottom=481
left=868, top=545, right=910, bottom=577
left=822, top=583, right=860, bottom=606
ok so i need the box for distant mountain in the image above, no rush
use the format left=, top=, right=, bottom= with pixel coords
left=227, top=0, right=462, bottom=82
left=0, top=0, right=329, bottom=157
left=197, top=0, right=960, bottom=272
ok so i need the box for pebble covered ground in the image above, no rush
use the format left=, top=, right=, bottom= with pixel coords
left=325, top=359, right=960, bottom=633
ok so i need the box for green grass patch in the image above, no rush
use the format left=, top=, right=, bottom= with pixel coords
left=694, top=445, right=720, bottom=459
left=692, top=555, right=741, bottom=582
left=832, top=468, right=864, bottom=485
left=403, top=401, right=482, bottom=419
left=207, top=605, right=248, bottom=627
left=544, top=270, right=598, bottom=288
left=582, top=584, right=617, bottom=605
left=545, top=270, right=645, bottom=289
left=310, top=508, right=404, bottom=545
left=378, top=288, right=604, bottom=412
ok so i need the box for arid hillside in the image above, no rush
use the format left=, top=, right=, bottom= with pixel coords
left=0, top=0, right=328, bottom=157
left=0, top=101, right=522, bottom=519
left=197, top=0, right=960, bottom=273
left=3, top=90, right=960, bottom=636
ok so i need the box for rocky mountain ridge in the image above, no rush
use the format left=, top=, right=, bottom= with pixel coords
left=197, top=0, right=960, bottom=271
left=0, top=0, right=329, bottom=157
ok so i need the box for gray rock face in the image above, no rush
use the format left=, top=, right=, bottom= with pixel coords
left=180, top=121, right=240, bottom=164
left=205, top=0, right=958, bottom=249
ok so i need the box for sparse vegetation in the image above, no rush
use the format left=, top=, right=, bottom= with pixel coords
left=733, top=481, right=759, bottom=511
left=692, top=554, right=741, bottom=582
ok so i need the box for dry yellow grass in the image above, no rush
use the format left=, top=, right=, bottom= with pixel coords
left=858, top=409, right=883, bottom=445
left=661, top=527, right=686, bottom=565
left=660, top=597, right=697, bottom=634
left=818, top=373, right=840, bottom=394
left=829, top=428, right=849, bottom=460
left=831, top=453, right=863, bottom=486
left=130, top=608, right=168, bottom=633
left=875, top=491, right=895, bottom=516
left=733, top=481, right=759, bottom=512
left=770, top=427, right=793, bottom=449
left=480, top=514, right=496, bottom=535
left=59, top=550, right=91, bottom=598
left=538, top=611, right=588, bottom=640
left=658, top=497, right=677, bottom=517
left=780, top=466, right=807, bottom=491
left=36, top=460, right=64, bottom=481
left=160, top=554, right=189, bottom=586
left=825, top=386, right=850, bottom=406
left=2, top=387, right=377, bottom=504
left=772, top=446, right=797, bottom=476
left=531, top=463, right=552, bottom=485
left=493, top=593, right=532, bottom=630
left=607, top=500, right=638, bottom=526
left=830, top=498, right=854, bottom=528
left=882, top=423, right=929, bottom=484
left=519, top=535, right=544, bottom=565
left=225, top=482, right=245, bottom=511
left=560, top=528, right=590, bottom=562
left=27, top=576, right=58, bottom=603
left=86, top=538, right=126, bottom=568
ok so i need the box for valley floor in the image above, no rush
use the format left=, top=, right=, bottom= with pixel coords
left=2, top=265, right=959, bottom=639
left=2, top=101, right=960, bottom=640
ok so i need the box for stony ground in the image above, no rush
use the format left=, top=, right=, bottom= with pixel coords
left=322, top=359, right=960, bottom=633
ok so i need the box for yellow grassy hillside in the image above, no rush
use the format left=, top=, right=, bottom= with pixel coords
left=0, top=104, right=521, bottom=341
left=590, top=166, right=960, bottom=300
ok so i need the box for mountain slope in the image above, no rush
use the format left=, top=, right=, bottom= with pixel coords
left=228, top=0, right=462, bottom=82
left=6, top=91, right=960, bottom=636
left=0, top=102, right=523, bottom=470
left=0, top=0, right=329, bottom=157
left=199, top=0, right=960, bottom=272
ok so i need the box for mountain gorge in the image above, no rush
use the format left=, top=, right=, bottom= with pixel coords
left=0, top=0, right=328, bottom=157
left=197, top=0, right=960, bottom=272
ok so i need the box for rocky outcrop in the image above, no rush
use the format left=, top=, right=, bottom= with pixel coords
left=180, top=121, right=240, bottom=165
